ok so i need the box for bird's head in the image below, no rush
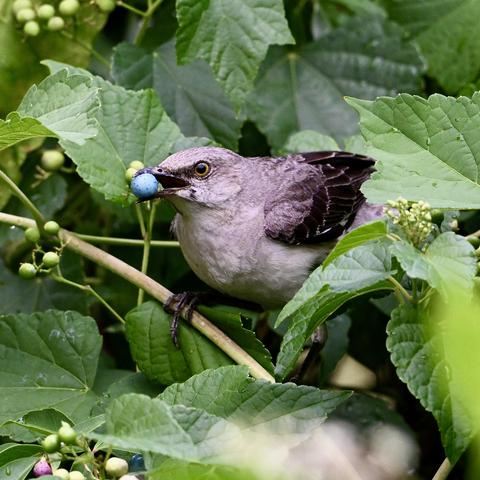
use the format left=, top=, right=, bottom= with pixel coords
left=136, top=147, right=246, bottom=213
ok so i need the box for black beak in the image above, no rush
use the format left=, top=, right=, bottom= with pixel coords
left=136, top=166, right=190, bottom=190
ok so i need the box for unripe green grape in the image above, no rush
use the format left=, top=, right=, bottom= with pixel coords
left=24, top=227, right=40, bottom=243
left=12, top=0, right=31, bottom=14
left=44, top=220, right=60, bottom=235
left=37, top=4, right=55, bottom=18
left=52, top=468, right=70, bottom=480
left=105, top=457, right=129, bottom=477
left=95, top=0, right=115, bottom=12
left=16, top=7, right=35, bottom=22
left=47, top=15, right=64, bottom=30
left=41, top=150, right=64, bottom=170
left=24, top=19, right=40, bottom=35
left=42, top=251, right=60, bottom=268
left=69, top=472, right=85, bottom=480
left=58, top=422, right=77, bottom=444
left=42, top=433, right=60, bottom=453
left=19, top=263, right=36, bottom=279
left=125, top=167, right=137, bottom=182
left=129, top=160, right=144, bottom=170
left=58, top=0, right=79, bottom=15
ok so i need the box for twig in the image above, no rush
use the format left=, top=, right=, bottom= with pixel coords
left=75, top=233, right=179, bottom=248
left=0, top=211, right=274, bottom=382
left=432, top=458, right=452, bottom=480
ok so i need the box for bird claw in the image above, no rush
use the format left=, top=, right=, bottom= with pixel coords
left=164, top=292, right=201, bottom=348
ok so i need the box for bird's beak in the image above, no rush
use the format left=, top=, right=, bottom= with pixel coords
left=136, top=166, right=190, bottom=193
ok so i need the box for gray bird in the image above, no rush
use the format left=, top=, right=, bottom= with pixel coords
left=137, top=147, right=382, bottom=316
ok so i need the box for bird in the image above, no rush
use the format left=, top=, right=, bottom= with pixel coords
left=135, top=146, right=382, bottom=342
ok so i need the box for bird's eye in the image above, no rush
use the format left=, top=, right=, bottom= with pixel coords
left=193, top=162, right=210, bottom=177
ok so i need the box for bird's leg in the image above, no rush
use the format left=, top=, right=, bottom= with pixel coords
left=290, top=323, right=329, bottom=383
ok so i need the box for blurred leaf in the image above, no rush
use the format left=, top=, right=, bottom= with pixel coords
left=347, top=93, right=480, bottom=208
left=275, top=241, right=394, bottom=379
left=175, top=0, right=294, bottom=112
left=112, top=41, right=241, bottom=149
left=0, top=443, right=43, bottom=480
left=0, top=310, right=101, bottom=424
left=391, top=233, right=476, bottom=300
left=18, top=69, right=99, bottom=144
left=385, top=0, right=480, bottom=93
left=247, top=15, right=425, bottom=148
left=278, top=130, right=339, bottom=155
left=323, top=221, right=387, bottom=267
left=160, top=365, right=351, bottom=434
left=0, top=113, right=54, bottom=152
left=387, top=303, right=473, bottom=463
left=125, top=302, right=232, bottom=385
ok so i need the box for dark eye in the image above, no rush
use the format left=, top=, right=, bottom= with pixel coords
left=194, top=162, right=210, bottom=177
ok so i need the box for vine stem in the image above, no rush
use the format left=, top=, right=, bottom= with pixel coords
left=117, top=1, right=146, bottom=16
left=60, top=31, right=110, bottom=68
left=0, top=169, right=45, bottom=230
left=432, top=458, right=452, bottom=480
left=137, top=202, right=156, bottom=305
left=134, top=0, right=164, bottom=45
left=0, top=211, right=274, bottom=382
left=388, top=276, right=413, bottom=302
left=75, top=233, right=179, bottom=248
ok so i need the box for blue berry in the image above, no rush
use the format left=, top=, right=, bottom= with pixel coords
left=130, top=453, right=145, bottom=472
left=130, top=173, right=158, bottom=199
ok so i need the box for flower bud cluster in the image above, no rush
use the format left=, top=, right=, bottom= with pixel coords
left=384, top=198, right=433, bottom=247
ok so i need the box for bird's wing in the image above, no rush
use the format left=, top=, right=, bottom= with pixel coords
left=264, top=151, right=375, bottom=245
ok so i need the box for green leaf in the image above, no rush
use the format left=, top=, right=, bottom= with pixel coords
left=391, top=233, right=476, bottom=300
left=247, top=15, right=425, bottom=149
left=0, top=443, right=43, bottom=480
left=386, top=0, right=480, bottom=93
left=278, top=130, right=339, bottom=155
left=275, top=241, right=394, bottom=379
left=0, top=310, right=101, bottom=424
left=323, top=220, right=388, bottom=267
left=175, top=0, right=294, bottom=111
left=98, top=394, right=240, bottom=463
left=346, top=93, right=480, bottom=208
left=18, top=69, right=99, bottom=145
left=387, top=303, right=473, bottom=462
left=160, top=366, right=351, bottom=434
left=0, top=113, right=55, bottom=152
left=125, top=302, right=232, bottom=385
left=112, top=41, right=241, bottom=149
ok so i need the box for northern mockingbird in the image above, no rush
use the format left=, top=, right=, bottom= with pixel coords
left=136, top=147, right=382, bottom=316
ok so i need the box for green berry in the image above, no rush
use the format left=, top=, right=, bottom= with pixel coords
left=37, top=4, right=55, bottom=18
left=129, top=160, right=144, bottom=171
left=16, top=7, right=35, bottom=22
left=24, top=19, right=40, bottom=35
left=44, top=220, right=60, bottom=235
left=42, top=251, right=60, bottom=268
left=13, top=0, right=32, bottom=13
left=69, top=472, right=85, bottom=480
left=52, top=468, right=70, bottom=480
left=58, top=422, right=77, bottom=444
left=105, top=457, right=129, bottom=477
left=47, top=15, right=64, bottom=30
left=42, top=433, right=60, bottom=453
left=58, top=0, right=79, bottom=15
left=24, top=227, right=40, bottom=243
left=125, top=167, right=137, bottom=182
left=41, top=150, right=64, bottom=171
left=95, top=0, right=115, bottom=12
left=19, top=263, right=36, bottom=279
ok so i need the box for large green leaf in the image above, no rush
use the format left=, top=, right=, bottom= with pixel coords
left=387, top=303, right=473, bottom=462
left=391, top=233, right=476, bottom=300
left=125, top=302, right=232, bottom=385
left=275, top=241, right=394, bottom=379
left=247, top=15, right=425, bottom=148
left=0, top=113, right=54, bottom=152
left=278, top=130, right=339, bottom=155
left=0, top=443, right=43, bottom=480
left=0, top=310, right=101, bottom=424
left=175, top=0, right=294, bottom=111
left=160, top=366, right=350, bottom=434
left=112, top=42, right=241, bottom=149
left=386, top=0, right=480, bottom=93
left=17, top=69, right=99, bottom=144
left=347, top=93, right=480, bottom=208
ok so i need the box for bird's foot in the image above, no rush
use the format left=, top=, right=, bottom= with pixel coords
left=164, top=292, right=203, bottom=348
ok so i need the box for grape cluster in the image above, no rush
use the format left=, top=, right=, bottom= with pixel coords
left=384, top=198, right=434, bottom=247
left=12, top=0, right=115, bottom=37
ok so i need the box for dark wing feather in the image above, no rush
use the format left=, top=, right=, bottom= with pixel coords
left=264, top=151, right=375, bottom=245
